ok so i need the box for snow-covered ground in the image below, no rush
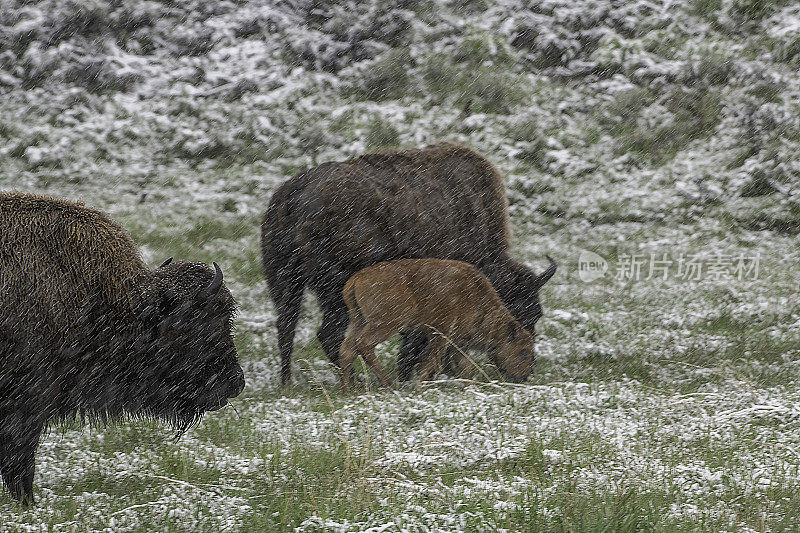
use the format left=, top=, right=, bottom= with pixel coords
left=1, top=0, right=799, bottom=530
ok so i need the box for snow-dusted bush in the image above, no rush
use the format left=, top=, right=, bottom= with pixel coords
left=505, top=0, right=678, bottom=75
left=281, top=0, right=414, bottom=72
left=596, top=82, right=722, bottom=166
left=364, top=115, right=401, bottom=149
left=728, top=0, right=773, bottom=23
left=421, top=52, right=525, bottom=114
left=768, top=6, right=800, bottom=65
left=64, top=55, right=144, bottom=92
left=341, top=49, right=415, bottom=101
left=0, top=0, right=796, bottom=222
left=172, top=25, right=218, bottom=57
left=506, top=116, right=549, bottom=167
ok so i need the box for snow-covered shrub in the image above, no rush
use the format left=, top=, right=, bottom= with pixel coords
left=730, top=95, right=799, bottom=168
left=15, top=42, right=62, bottom=88
left=511, top=14, right=593, bottom=69
left=681, top=47, right=735, bottom=86
left=773, top=34, right=800, bottom=65
left=281, top=0, right=413, bottom=72
left=281, top=27, right=353, bottom=72
left=0, top=6, right=45, bottom=55
left=506, top=116, right=549, bottom=167
left=44, top=0, right=114, bottom=46
left=664, top=85, right=723, bottom=138
left=341, top=49, right=415, bottom=101
left=231, top=5, right=289, bottom=39
left=4, top=126, right=72, bottom=170
left=448, top=0, right=490, bottom=13
left=109, top=2, right=158, bottom=35
left=421, top=52, right=525, bottom=114
left=0, top=0, right=162, bottom=57
left=729, top=98, right=800, bottom=198
left=599, top=83, right=722, bottom=166
left=596, top=86, right=653, bottom=133
left=365, top=116, right=401, bottom=149
left=171, top=25, right=218, bottom=57
left=768, top=8, right=800, bottom=65
left=63, top=55, right=144, bottom=92
left=455, top=29, right=517, bottom=67
left=728, top=0, right=773, bottom=24
left=734, top=141, right=800, bottom=201
left=505, top=0, right=677, bottom=76
left=223, top=78, right=260, bottom=101
left=691, top=0, right=723, bottom=18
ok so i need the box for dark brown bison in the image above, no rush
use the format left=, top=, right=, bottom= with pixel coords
left=261, top=142, right=556, bottom=385
left=340, top=258, right=535, bottom=391
left=0, top=192, right=245, bottom=504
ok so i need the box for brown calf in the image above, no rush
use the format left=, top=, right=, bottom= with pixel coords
left=339, top=258, right=534, bottom=390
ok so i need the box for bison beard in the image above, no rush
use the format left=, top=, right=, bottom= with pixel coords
left=262, top=143, right=556, bottom=385
left=0, top=192, right=245, bottom=504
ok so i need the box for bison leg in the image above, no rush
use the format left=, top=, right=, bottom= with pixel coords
left=263, top=230, right=306, bottom=386
left=397, top=331, right=427, bottom=382
left=343, top=324, right=394, bottom=390
left=357, top=346, right=393, bottom=389
left=0, top=412, right=44, bottom=505
left=316, top=296, right=348, bottom=369
left=338, top=336, right=358, bottom=392
left=275, top=288, right=304, bottom=387
left=417, top=336, right=449, bottom=382
left=452, top=347, right=476, bottom=380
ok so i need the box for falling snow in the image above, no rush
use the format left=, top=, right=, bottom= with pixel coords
left=1, top=0, right=799, bottom=530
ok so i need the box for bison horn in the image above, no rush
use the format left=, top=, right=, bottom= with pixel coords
left=207, top=262, right=224, bottom=295
left=535, top=255, right=557, bottom=289
left=159, top=257, right=173, bottom=268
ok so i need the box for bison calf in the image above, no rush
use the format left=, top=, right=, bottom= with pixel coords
left=0, top=192, right=245, bottom=504
left=339, top=259, right=534, bottom=390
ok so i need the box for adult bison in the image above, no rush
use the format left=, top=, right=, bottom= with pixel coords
left=262, top=142, right=556, bottom=385
left=0, top=192, right=245, bottom=504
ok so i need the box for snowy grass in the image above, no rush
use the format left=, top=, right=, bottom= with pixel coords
left=1, top=181, right=798, bottom=531
left=4, top=379, right=800, bottom=530
left=2, top=0, right=800, bottom=529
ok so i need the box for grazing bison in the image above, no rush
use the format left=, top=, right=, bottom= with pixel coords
left=262, top=142, right=556, bottom=385
left=340, top=258, right=535, bottom=391
left=0, top=192, right=245, bottom=504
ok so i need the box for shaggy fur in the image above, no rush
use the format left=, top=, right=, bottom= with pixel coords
left=262, top=142, right=556, bottom=385
left=0, top=192, right=245, bottom=504
left=340, top=259, right=534, bottom=391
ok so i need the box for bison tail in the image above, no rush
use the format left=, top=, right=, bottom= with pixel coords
left=261, top=204, right=306, bottom=305
left=261, top=208, right=306, bottom=386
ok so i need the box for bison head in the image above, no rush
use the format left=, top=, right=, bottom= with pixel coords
left=136, top=261, right=245, bottom=429
left=483, top=255, right=557, bottom=335
left=491, top=319, right=535, bottom=383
